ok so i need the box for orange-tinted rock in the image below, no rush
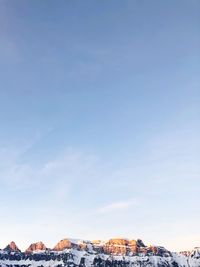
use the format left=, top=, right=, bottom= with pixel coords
left=102, top=238, right=148, bottom=255
left=53, top=239, right=72, bottom=251
left=128, top=240, right=138, bottom=254
left=4, top=241, right=21, bottom=252
left=26, top=242, right=47, bottom=253
left=103, top=238, right=129, bottom=255
left=148, top=245, right=158, bottom=254
left=78, top=242, right=87, bottom=250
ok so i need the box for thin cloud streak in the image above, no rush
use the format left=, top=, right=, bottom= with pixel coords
left=98, top=199, right=139, bottom=214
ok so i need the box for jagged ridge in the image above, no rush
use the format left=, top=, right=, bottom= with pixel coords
left=0, top=238, right=199, bottom=267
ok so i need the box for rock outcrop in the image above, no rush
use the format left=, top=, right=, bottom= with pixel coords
left=26, top=241, right=47, bottom=253
left=53, top=239, right=72, bottom=251
left=4, top=241, right=21, bottom=253
left=102, top=238, right=148, bottom=255
left=103, top=238, right=130, bottom=255
left=0, top=237, right=199, bottom=267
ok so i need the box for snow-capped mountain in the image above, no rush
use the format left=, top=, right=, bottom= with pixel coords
left=0, top=238, right=199, bottom=267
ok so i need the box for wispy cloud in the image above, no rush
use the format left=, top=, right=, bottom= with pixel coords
left=98, top=199, right=139, bottom=214
left=0, top=146, right=100, bottom=201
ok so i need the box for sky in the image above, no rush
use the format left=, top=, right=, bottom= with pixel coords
left=0, top=0, right=199, bottom=252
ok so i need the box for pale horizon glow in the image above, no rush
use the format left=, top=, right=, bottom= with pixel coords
left=0, top=0, right=199, bottom=252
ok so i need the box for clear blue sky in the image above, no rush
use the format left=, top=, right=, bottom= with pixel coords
left=0, top=0, right=199, bottom=252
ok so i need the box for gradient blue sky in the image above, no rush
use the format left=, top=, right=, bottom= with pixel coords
left=0, top=0, right=199, bottom=252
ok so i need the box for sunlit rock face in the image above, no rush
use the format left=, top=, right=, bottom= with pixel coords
left=4, top=241, right=21, bottom=253
left=102, top=238, right=147, bottom=255
left=53, top=239, right=90, bottom=252
left=103, top=238, right=129, bottom=255
left=128, top=239, right=138, bottom=254
left=53, top=239, right=72, bottom=251
left=0, top=238, right=199, bottom=267
left=77, top=241, right=87, bottom=251
left=25, top=241, right=47, bottom=253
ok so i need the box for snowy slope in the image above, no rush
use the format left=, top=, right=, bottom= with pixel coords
left=0, top=240, right=199, bottom=267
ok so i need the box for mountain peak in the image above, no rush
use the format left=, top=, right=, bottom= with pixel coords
left=25, top=241, right=47, bottom=253
left=4, top=241, right=21, bottom=252
left=53, top=239, right=72, bottom=251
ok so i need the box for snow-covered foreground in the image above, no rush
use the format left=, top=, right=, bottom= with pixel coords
left=0, top=247, right=199, bottom=267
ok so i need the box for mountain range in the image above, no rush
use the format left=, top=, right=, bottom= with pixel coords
left=0, top=238, right=199, bottom=267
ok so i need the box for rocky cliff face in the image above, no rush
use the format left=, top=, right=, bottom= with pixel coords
left=0, top=238, right=199, bottom=267
left=53, top=239, right=72, bottom=251
left=26, top=241, right=47, bottom=253
left=101, top=239, right=170, bottom=256
left=103, top=238, right=130, bottom=255
left=4, top=241, right=21, bottom=253
left=102, top=238, right=147, bottom=255
left=53, top=239, right=88, bottom=252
